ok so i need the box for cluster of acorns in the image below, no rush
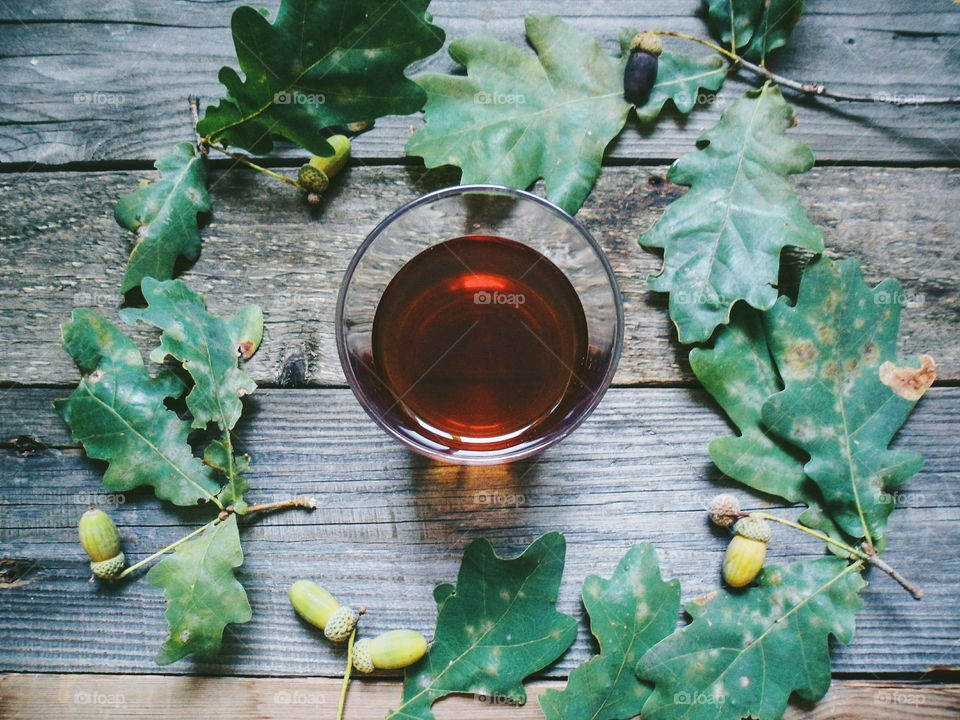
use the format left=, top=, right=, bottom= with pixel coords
left=708, top=494, right=772, bottom=588
left=289, top=580, right=428, bottom=674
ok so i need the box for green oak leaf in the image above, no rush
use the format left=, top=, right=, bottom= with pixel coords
left=122, top=278, right=262, bottom=433
left=204, top=439, right=252, bottom=506
left=689, top=304, right=812, bottom=504
left=115, top=142, right=210, bottom=293
left=638, top=558, right=866, bottom=720
left=406, top=14, right=632, bottom=215
left=705, top=0, right=804, bottom=62
left=54, top=309, right=221, bottom=507
left=539, top=543, right=680, bottom=720
left=619, top=28, right=727, bottom=122
left=198, top=0, right=444, bottom=156
left=641, top=84, right=823, bottom=344
left=147, top=514, right=252, bottom=665
left=386, top=532, right=577, bottom=720
left=761, top=256, right=925, bottom=549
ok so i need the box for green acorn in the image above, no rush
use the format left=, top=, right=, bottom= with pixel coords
left=289, top=580, right=359, bottom=642
left=297, top=134, right=351, bottom=196
left=722, top=515, right=771, bottom=588
left=78, top=508, right=125, bottom=580
left=353, top=630, right=428, bottom=673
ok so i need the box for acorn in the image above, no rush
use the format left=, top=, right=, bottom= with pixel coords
left=722, top=515, right=771, bottom=588
left=297, top=134, right=351, bottom=195
left=289, top=580, right=360, bottom=642
left=352, top=630, right=428, bottom=673
left=624, top=31, right=662, bottom=106
left=708, top=493, right=741, bottom=528
left=78, top=508, right=125, bottom=580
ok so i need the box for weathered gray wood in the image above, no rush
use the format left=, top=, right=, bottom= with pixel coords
left=1, top=675, right=958, bottom=719
left=0, top=165, right=957, bottom=387
left=1, top=0, right=958, bottom=164
left=1, top=387, right=957, bottom=676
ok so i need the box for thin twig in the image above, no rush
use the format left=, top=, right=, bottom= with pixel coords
left=245, top=495, right=317, bottom=514
left=115, top=496, right=314, bottom=579
left=206, top=142, right=306, bottom=190
left=863, top=543, right=924, bottom=600
left=187, top=95, right=207, bottom=154
left=748, top=512, right=924, bottom=599
left=116, top=518, right=220, bottom=580
left=650, top=30, right=960, bottom=105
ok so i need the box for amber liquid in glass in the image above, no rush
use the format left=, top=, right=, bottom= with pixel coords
left=365, top=235, right=591, bottom=455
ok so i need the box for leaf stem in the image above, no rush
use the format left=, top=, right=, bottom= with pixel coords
left=336, top=629, right=356, bottom=720
left=749, top=511, right=865, bottom=560
left=206, top=142, right=306, bottom=190
left=749, top=511, right=924, bottom=599
left=222, top=430, right=239, bottom=507
left=114, top=495, right=314, bottom=579
left=649, top=30, right=960, bottom=105
left=116, top=518, right=221, bottom=580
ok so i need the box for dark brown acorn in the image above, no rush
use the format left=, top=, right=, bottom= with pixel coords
left=624, top=32, right=662, bottom=106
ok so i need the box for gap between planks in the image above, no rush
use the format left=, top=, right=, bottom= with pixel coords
left=0, top=674, right=958, bottom=719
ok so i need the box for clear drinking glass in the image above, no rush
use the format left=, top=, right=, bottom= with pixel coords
left=336, top=185, right=623, bottom=464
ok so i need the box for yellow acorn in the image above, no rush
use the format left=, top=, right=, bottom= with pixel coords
left=289, top=580, right=359, bottom=642
left=722, top=515, right=770, bottom=588
left=297, top=134, right=351, bottom=194
left=352, top=630, right=428, bottom=673
left=78, top=508, right=125, bottom=580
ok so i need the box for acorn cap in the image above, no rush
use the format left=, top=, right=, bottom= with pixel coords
left=733, top=515, right=771, bottom=543
left=708, top=494, right=741, bottom=527
left=353, top=638, right=375, bottom=673
left=630, top=31, right=662, bottom=56
left=323, top=605, right=359, bottom=642
left=91, top=552, right=125, bottom=580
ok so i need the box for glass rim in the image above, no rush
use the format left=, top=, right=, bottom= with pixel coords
left=335, top=183, right=625, bottom=464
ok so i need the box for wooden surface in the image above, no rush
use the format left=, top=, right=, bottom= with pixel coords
left=1, top=165, right=957, bottom=387
left=2, top=675, right=959, bottom=720
left=1, top=0, right=959, bottom=717
left=1, top=0, right=958, bottom=164
left=2, top=387, right=959, bottom=676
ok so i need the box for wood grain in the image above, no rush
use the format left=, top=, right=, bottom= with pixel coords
left=1, top=387, right=957, bottom=676
left=1, top=674, right=958, bottom=719
left=0, top=1, right=958, bottom=164
left=0, top=165, right=956, bottom=387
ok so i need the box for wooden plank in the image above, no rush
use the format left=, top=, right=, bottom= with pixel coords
left=1, top=675, right=959, bottom=719
left=0, top=1, right=958, bottom=164
left=0, top=165, right=957, bottom=387
left=1, top=387, right=957, bottom=676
